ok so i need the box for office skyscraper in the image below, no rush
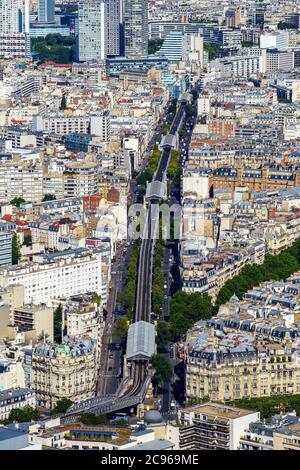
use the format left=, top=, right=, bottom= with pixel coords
left=0, top=0, right=30, bottom=57
left=77, top=0, right=107, bottom=63
left=38, top=0, right=55, bottom=23
left=124, top=0, right=148, bottom=58
left=107, top=0, right=124, bottom=57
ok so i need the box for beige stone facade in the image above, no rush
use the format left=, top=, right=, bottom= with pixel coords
left=32, top=338, right=97, bottom=408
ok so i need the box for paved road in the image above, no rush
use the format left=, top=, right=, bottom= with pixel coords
left=162, top=245, right=171, bottom=321
left=124, top=101, right=187, bottom=397
left=97, top=242, right=127, bottom=396
left=139, top=119, right=166, bottom=173
left=160, top=95, right=198, bottom=414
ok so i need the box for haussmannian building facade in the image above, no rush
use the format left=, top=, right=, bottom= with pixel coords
left=32, top=337, right=98, bottom=409
left=185, top=329, right=300, bottom=402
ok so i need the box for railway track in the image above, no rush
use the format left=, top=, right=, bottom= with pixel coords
left=63, top=98, right=188, bottom=417
left=122, top=100, right=187, bottom=397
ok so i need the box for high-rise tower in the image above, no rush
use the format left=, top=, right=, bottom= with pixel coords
left=38, top=0, right=55, bottom=23
left=77, top=0, right=107, bottom=63
left=0, top=0, right=30, bottom=57
left=106, top=0, right=124, bottom=57
left=124, top=0, right=148, bottom=58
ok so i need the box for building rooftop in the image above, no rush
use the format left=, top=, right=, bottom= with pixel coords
left=183, top=402, right=258, bottom=420
left=0, top=387, right=34, bottom=402
left=126, top=321, right=155, bottom=360
left=128, top=439, right=174, bottom=451
left=0, top=428, right=28, bottom=442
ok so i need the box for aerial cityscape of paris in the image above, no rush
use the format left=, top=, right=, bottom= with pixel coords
left=1, top=0, right=300, bottom=459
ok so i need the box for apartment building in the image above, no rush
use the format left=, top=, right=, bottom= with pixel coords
left=0, top=358, right=25, bottom=390
left=90, top=112, right=111, bottom=142
left=223, top=55, right=261, bottom=78
left=65, top=295, right=103, bottom=344
left=0, top=0, right=30, bottom=58
left=181, top=241, right=265, bottom=301
left=32, top=337, right=97, bottom=409
left=207, top=117, right=236, bottom=138
left=0, top=388, right=36, bottom=421
left=0, top=75, right=42, bottom=103
left=106, top=0, right=124, bottom=57
left=0, top=157, right=44, bottom=203
left=29, top=421, right=170, bottom=450
left=33, top=115, right=90, bottom=135
left=273, top=423, right=300, bottom=450
left=185, top=321, right=300, bottom=403
left=239, top=413, right=299, bottom=450
left=178, top=403, right=259, bottom=450
left=0, top=248, right=110, bottom=307
left=44, top=160, right=99, bottom=199
left=0, top=231, right=12, bottom=266
left=261, top=48, right=294, bottom=74
left=12, top=304, right=54, bottom=344
left=210, top=166, right=300, bottom=194
left=38, top=0, right=55, bottom=23
left=30, top=198, right=83, bottom=217
left=64, top=160, right=99, bottom=195
left=260, top=32, right=289, bottom=51
left=30, top=217, right=76, bottom=251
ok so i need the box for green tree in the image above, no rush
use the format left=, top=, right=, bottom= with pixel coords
left=118, top=243, right=139, bottom=318
left=227, top=393, right=300, bottom=419
left=150, top=354, right=173, bottom=386
left=10, top=197, right=25, bottom=207
left=113, top=419, right=129, bottom=427
left=12, top=233, right=21, bottom=265
left=241, top=41, right=254, bottom=47
left=53, top=304, right=63, bottom=343
left=215, top=240, right=300, bottom=307
left=51, top=398, right=73, bottom=415
left=91, top=292, right=102, bottom=306
left=42, top=194, right=56, bottom=202
left=60, top=94, right=67, bottom=110
left=204, top=42, right=218, bottom=60
left=8, top=406, right=39, bottom=423
left=112, top=316, right=129, bottom=340
left=54, top=46, right=70, bottom=64
left=80, top=413, right=107, bottom=425
left=167, top=149, right=180, bottom=178
left=156, top=320, right=171, bottom=353
left=23, top=235, right=32, bottom=247
left=169, top=291, right=214, bottom=340
left=148, top=38, right=164, bottom=55
left=185, top=396, right=209, bottom=407
left=31, top=35, right=76, bottom=64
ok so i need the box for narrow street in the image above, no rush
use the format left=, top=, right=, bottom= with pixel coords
left=97, top=245, right=123, bottom=396
left=159, top=86, right=199, bottom=414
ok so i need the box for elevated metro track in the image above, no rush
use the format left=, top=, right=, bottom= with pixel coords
left=63, top=97, right=188, bottom=418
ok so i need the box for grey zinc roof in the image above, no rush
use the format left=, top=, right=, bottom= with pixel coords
left=0, top=429, right=28, bottom=441
left=146, top=180, right=165, bottom=200
left=126, top=321, right=155, bottom=360
left=127, top=439, right=174, bottom=451
left=0, top=388, right=33, bottom=401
